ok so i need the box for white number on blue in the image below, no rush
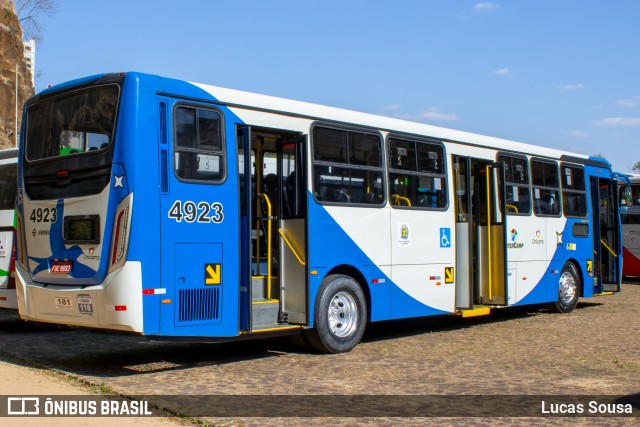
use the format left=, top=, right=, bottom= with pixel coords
left=168, top=200, right=223, bottom=224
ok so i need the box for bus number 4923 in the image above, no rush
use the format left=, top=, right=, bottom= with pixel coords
left=30, top=207, right=57, bottom=223
left=168, top=200, right=223, bottom=224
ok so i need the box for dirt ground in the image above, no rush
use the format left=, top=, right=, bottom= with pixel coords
left=0, top=280, right=638, bottom=426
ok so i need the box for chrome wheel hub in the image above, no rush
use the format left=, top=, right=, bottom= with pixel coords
left=559, top=271, right=577, bottom=305
left=327, top=291, right=358, bottom=338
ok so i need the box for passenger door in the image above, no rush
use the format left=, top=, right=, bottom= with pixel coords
left=454, top=157, right=509, bottom=309
left=237, top=126, right=308, bottom=331
left=591, top=177, right=621, bottom=292
left=475, top=162, right=508, bottom=305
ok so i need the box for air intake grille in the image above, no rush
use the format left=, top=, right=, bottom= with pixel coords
left=178, top=288, right=221, bottom=324
left=160, top=149, right=168, bottom=194
left=159, top=102, right=167, bottom=144
left=159, top=101, right=169, bottom=194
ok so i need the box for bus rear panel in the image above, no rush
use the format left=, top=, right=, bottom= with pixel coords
left=16, top=74, right=143, bottom=331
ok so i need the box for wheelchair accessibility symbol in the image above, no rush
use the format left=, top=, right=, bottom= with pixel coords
left=440, top=228, right=451, bottom=248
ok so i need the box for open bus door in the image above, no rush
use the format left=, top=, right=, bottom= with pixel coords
left=454, top=157, right=508, bottom=309
left=591, top=177, right=621, bottom=292
left=476, top=162, right=508, bottom=305
left=237, top=125, right=308, bottom=332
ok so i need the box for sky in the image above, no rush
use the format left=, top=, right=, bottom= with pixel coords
left=31, top=0, right=640, bottom=172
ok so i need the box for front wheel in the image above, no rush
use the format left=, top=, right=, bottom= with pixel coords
left=547, top=262, right=580, bottom=313
left=306, top=274, right=367, bottom=353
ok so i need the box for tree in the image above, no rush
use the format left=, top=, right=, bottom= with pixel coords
left=14, top=0, right=57, bottom=41
left=633, top=161, right=640, bottom=173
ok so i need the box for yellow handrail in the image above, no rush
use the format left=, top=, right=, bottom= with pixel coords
left=278, top=228, right=306, bottom=266
left=600, top=239, right=618, bottom=258
left=391, top=194, right=412, bottom=207
left=506, top=204, right=519, bottom=213
left=259, top=193, right=273, bottom=299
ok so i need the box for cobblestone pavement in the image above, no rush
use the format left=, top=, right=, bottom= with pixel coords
left=1, top=281, right=638, bottom=426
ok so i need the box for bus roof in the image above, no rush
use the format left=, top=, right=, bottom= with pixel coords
left=188, top=79, right=594, bottom=164
left=31, top=72, right=599, bottom=166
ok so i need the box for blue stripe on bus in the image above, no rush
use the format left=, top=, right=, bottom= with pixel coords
left=307, top=201, right=447, bottom=326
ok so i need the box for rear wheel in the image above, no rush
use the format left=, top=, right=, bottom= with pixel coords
left=547, top=262, right=580, bottom=313
left=306, top=274, right=367, bottom=353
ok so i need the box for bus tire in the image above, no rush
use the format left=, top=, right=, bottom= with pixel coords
left=306, top=274, right=367, bottom=354
left=547, top=262, right=580, bottom=313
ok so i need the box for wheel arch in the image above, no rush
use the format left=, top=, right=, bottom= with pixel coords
left=325, top=264, right=371, bottom=322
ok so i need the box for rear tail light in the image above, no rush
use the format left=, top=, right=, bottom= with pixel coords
left=111, top=209, right=127, bottom=262
left=109, top=194, right=133, bottom=273
left=15, top=215, right=26, bottom=268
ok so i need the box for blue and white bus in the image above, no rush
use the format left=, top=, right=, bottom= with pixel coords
left=0, top=148, right=18, bottom=309
left=15, top=73, right=623, bottom=352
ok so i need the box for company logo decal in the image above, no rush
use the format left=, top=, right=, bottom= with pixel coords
left=532, top=229, right=544, bottom=245
left=508, top=228, right=524, bottom=249
left=84, top=247, right=100, bottom=261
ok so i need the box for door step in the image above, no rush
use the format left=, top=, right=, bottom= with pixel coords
left=251, top=275, right=279, bottom=301
left=252, top=298, right=280, bottom=329
left=457, top=306, right=491, bottom=318
left=252, top=276, right=267, bottom=300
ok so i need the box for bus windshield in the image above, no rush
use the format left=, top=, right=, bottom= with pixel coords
left=26, top=85, right=119, bottom=161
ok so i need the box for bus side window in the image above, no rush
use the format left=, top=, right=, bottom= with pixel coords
left=498, top=154, right=531, bottom=215
left=388, top=137, right=447, bottom=210
left=531, top=159, right=561, bottom=217
left=561, top=164, right=587, bottom=218
left=174, top=106, right=225, bottom=183
left=312, top=126, right=384, bottom=206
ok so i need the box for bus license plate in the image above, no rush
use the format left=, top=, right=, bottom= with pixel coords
left=50, top=260, right=73, bottom=274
